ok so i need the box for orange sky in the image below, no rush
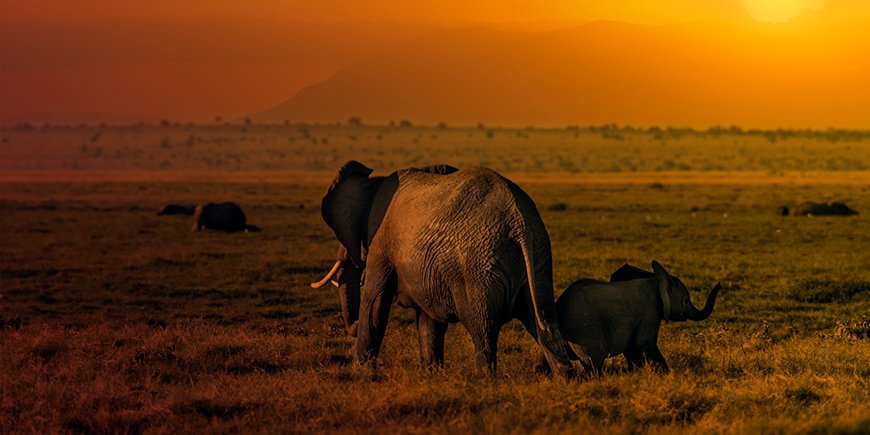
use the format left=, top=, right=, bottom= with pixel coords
left=1, top=0, right=869, bottom=127
left=0, top=1, right=751, bottom=22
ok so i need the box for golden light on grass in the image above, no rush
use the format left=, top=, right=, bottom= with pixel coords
left=743, top=0, right=825, bottom=22
left=2, top=0, right=870, bottom=431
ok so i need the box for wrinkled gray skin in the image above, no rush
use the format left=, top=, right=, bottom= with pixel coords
left=311, top=161, right=574, bottom=377
left=192, top=202, right=260, bottom=232
left=537, top=261, right=720, bottom=376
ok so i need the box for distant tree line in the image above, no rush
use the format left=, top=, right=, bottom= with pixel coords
left=4, top=119, right=869, bottom=142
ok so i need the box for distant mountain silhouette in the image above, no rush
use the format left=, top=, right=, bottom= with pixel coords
left=250, top=20, right=870, bottom=128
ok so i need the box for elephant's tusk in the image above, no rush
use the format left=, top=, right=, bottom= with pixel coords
left=330, top=280, right=339, bottom=287
left=311, top=260, right=342, bottom=288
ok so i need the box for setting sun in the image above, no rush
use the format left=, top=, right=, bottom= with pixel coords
left=743, top=0, right=825, bottom=22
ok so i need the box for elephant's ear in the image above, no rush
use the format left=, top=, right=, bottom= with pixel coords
left=321, top=161, right=374, bottom=267
left=610, top=263, right=655, bottom=282
left=651, top=261, right=672, bottom=320
left=415, top=164, right=459, bottom=175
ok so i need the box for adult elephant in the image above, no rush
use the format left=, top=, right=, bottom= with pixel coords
left=793, top=201, right=857, bottom=216
left=310, top=161, right=574, bottom=377
left=192, top=202, right=260, bottom=232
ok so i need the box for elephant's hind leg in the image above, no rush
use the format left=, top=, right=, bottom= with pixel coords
left=516, top=301, right=575, bottom=379
left=477, top=329, right=500, bottom=376
left=463, top=319, right=500, bottom=376
left=416, top=309, right=448, bottom=370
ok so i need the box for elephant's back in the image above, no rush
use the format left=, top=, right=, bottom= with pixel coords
left=557, top=280, right=607, bottom=321
left=793, top=201, right=857, bottom=216
left=393, top=168, right=526, bottom=238
left=198, top=202, right=247, bottom=231
left=389, top=168, right=539, bottom=302
left=396, top=167, right=532, bottom=218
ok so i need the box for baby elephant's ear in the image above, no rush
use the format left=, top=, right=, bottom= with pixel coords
left=652, top=261, right=672, bottom=320
left=610, top=263, right=655, bottom=282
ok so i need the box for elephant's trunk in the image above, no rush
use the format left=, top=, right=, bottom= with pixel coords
left=339, top=266, right=362, bottom=336
left=310, top=260, right=342, bottom=288
left=688, top=283, right=721, bottom=321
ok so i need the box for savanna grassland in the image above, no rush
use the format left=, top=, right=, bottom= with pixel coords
left=1, top=124, right=869, bottom=433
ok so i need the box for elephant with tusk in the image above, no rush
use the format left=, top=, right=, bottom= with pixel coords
left=537, top=261, right=720, bottom=376
left=311, top=244, right=364, bottom=337
left=310, top=161, right=575, bottom=377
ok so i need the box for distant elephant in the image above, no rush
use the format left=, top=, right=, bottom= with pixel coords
left=776, top=206, right=789, bottom=216
left=310, top=161, right=574, bottom=377
left=192, top=202, right=260, bottom=232
left=157, top=204, right=196, bottom=216
left=537, top=261, right=720, bottom=376
left=793, top=201, right=857, bottom=216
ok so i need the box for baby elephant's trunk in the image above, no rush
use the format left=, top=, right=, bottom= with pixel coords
left=688, top=283, right=721, bottom=321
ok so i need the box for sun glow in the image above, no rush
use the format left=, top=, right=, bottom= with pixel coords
left=743, top=0, right=825, bottom=23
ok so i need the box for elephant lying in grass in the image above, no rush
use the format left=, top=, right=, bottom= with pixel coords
left=792, top=201, right=857, bottom=216
left=537, top=261, right=720, bottom=376
left=192, top=202, right=260, bottom=232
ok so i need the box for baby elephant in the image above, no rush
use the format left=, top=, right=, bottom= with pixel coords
left=538, top=261, right=720, bottom=376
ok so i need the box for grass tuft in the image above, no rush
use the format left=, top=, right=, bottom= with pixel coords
left=788, top=279, right=870, bottom=303
left=835, top=316, right=870, bottom=340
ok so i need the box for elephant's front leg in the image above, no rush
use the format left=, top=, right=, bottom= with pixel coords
left=353, top=262, right=397, bottom=366
left=415, top=309, right=448, bottom=370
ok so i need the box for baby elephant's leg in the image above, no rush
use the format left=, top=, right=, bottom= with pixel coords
left=569, top=343, right=605, bottom=377
left=534, top=351, right=552, bottom=374
left=588, top=353, right=606, bottom=377
left=624, top=350, right=646, bottom=371
left=645, top=345, right=670, bottom=373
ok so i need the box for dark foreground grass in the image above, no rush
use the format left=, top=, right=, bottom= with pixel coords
left=1, top=176, right=869, bottom=433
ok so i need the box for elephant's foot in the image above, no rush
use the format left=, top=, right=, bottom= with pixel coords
left=346, top=321, right=359, bottom=337
left=353, top=339, right=380, bottom=369
left=474, top=358, right=498, bottom=377
left=552, top=363, right=577, bottom=380
left=534, top=352, right=552, bottom=375
left=468, top=327, right=499, bottom=377
left=416, top=309, right=448, bottom=372
left=646, top=346, right=670, bottom=374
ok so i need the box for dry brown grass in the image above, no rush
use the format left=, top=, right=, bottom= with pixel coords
left=2, top=124, right=869, bottom=433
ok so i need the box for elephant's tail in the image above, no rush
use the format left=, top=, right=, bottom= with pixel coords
left=518, top=236, right=549, bottom=333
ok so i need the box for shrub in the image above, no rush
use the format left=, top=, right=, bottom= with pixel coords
left=834, top=316, right=869, bottom=340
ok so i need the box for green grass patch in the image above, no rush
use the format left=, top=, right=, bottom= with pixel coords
left=788, top=280, right=870, bottom=303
